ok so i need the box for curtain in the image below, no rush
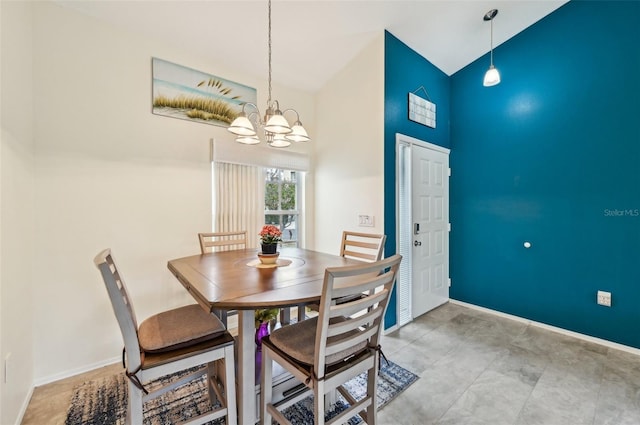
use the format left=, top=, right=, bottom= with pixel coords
left=213, top=162, right=264, bottom=249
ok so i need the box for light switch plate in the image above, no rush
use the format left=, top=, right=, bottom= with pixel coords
left=358, top=214, right=374, bottom=227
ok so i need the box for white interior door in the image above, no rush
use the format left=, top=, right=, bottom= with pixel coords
left=411, top=142, right=450, bottom=317
left=396, top=134, right=450, bottom=326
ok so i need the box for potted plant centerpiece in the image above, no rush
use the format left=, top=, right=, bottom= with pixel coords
left=259, top=225, right=282, bottom=256
left=254, top=307, right=280, bottom=349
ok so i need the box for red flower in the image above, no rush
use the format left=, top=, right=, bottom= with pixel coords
left=259, top=225, right=282, bottom=244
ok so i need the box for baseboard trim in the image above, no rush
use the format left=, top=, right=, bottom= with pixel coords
left=450, top=299, right=640, bottom=356
left=15, top=356, right=120, bottom=424
left=14, top=386, right=34, bottom=425
left=33, top=355, right=120, bottom=387
left=383, top=323, right=399, bottom=335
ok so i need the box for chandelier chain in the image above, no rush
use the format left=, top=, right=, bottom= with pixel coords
left=268, top=0, right=272, bottom=105
left=226, top=0, right=310, bottom=145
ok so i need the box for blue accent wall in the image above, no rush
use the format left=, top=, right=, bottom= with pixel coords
left=384, top=31, right=451, bottom=328
left=383, top=2, right=640, bottom=346
left=449, top=1, right=640, bottom=348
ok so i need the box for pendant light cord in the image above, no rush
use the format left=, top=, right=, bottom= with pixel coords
left=490, top=18, right=494, bottom=67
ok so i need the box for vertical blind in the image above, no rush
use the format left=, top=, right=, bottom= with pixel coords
left=213, top=162, right=263, bottom=249
left=211, top=138, right=310, bottom=247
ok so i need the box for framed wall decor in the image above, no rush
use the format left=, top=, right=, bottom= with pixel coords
left=408, top=86, right=436, bottom=128
left=151, top=57, right=257, bottom=127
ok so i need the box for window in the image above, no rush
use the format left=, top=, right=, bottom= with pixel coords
left=265, top=168, right=300, bottom=246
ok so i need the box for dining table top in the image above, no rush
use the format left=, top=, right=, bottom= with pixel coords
left=167, top=246, right=357, bottom=311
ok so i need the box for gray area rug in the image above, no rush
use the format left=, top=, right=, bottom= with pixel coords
left=65, top=360, right=418, bottom=424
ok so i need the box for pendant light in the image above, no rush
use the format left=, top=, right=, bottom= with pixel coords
left=483, top=9, right=501, bottom=87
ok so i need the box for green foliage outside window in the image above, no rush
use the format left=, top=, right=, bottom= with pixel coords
left=265, top=169, right=297, bottom=233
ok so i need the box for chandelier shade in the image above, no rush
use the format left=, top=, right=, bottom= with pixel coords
left=286, top=122, right=310, bottom=142
left=264, top=112, right=293, bottom=134
left=236, top=135, right=261, bottom=145
left=228, top=112, right=257, bottom=136
left=270, top=134, right=292, bottom=148
left=226, top=0, right=310, bottom=148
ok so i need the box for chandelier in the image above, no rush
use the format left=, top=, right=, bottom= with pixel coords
left=227, top=0, right=310, bottom=148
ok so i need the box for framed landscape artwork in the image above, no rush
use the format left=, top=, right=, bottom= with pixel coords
left=152, top=57, right=257, bottom=127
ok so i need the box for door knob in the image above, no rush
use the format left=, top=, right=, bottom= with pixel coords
left=414, top=240, right=422, bottom=246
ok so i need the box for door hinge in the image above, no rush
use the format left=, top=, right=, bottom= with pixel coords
left=448, top=168, right=451, bottom=177
left=448, top=223, right=451, bottom=232
left=448, top=278, right=451, bottom=287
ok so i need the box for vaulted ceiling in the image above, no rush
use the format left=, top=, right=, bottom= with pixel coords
left=54, top=0, right=567, bottom=92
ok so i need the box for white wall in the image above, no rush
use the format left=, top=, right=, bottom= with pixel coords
left=22, top=0, right=313, bottom=388
left=313, top=35, right=385, bottom=254
left=0, top=0, right=332, bottom=420
left=1, top=1, right=36, bottom=423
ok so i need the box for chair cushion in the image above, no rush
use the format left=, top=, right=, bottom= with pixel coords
left=268, top=316, right=367, bottom=366
left=138, top=304, right=227, bottom=353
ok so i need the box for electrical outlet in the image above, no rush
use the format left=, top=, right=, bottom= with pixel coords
left=597, top=290, right=612, bottom=307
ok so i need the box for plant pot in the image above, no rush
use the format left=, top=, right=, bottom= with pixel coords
left=255, top=321, right=270, bottom=350
left=261, top=243, right=278, bottom=255
left=257, top=252, right=279, bottom=265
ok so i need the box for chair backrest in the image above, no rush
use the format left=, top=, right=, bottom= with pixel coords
left=339, top=231, right=386, bottom=263
left=314, top=254, right=402, bottom=377
left=198, top=231, right=248, bottom=254
left=94, top=249, right=142, bottom=373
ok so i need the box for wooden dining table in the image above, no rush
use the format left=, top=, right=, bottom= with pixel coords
left=167, top=246, right=359, bottom=424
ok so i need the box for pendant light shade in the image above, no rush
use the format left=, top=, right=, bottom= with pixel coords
left=483, top=65, right=501, bottom=87
left=483, top=9, right=501, bottom=87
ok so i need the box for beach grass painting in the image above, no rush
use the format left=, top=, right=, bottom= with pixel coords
left=152, top=57, right=256, bottom=127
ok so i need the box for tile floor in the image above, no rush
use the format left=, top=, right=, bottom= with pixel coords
left=378, top=303, right=640, bottom=425
left=22, top=302, right=640, bottom=424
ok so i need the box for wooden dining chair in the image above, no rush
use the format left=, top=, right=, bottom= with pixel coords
left=94, top=249, right=237, bottom=425
left=260, top=254, right=402, bottom=425
left=308, top=231, right=387, bottom=314
left=198, top=231, right=248, bottom=326
left=340, top=231, right=386, bottom=263
left=198, top=230, right=248, bottom=253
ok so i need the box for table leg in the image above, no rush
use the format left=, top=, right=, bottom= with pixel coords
left=280, top=307, right=291, bottom=325
left=238, top=309, right=255, bottom=425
